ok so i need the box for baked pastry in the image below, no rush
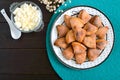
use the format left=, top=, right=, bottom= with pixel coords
left=88, top=49, right=101, bottom=61
left=90, top=15, right=103, bottom=27
left=54, top=37, right=68, bottom=49
left=63, top=46, right=74, bottom=60
left=96, top=39, right=108, bottom=50
left=64, top=14, right=71, bottom=28
left=78, top=9, right=92, bottom=24
left=54, top=9, right=109, bottom=64
left=74, top=28, right=86, bottom=42
left=70, top=17, right=84, bottom=29
left=72, top=42, right=87, bottom=54
left=75, top=51, right=87, bottom=64
left=57, top=25, right=69, bottom=38
left=96, top=26, right=109, bottom=38
left=83, top=34, right=96, bottom=48
left=66, top=30, right=75, bottom=44
left=84, top=22, right=98, bottom=35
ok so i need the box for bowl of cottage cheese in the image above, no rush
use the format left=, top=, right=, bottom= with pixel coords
left=10, top=1, right=44, bottom=33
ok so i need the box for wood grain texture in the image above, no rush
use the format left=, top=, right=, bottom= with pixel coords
left=0, top=74, right=60, bottom=80
left=0, top=23, right=47, bottom=49
left=0, top=0, right=61, bottom=79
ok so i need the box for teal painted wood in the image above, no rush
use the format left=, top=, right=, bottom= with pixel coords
left=46, top=0, right=120, bottom=80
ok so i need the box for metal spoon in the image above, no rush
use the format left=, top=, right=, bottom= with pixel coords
left=0, top=9, right=21, bottom=39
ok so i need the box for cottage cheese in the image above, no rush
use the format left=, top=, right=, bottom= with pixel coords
left=13, top=3, right=40, bottom=31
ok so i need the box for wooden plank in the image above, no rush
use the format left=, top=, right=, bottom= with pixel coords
left=0, top=0, right=60, bottom=79
left=0, top=23, right=48, bottom=49
left=0, top=49, right=58, bottom=75
left=0, top=74, right=61, bottom=80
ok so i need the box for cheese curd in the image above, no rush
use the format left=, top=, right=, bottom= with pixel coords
left=13, top=3, right=40, bottom=31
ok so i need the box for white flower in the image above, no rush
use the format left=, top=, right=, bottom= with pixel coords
left=39, top=0, right=71, bottom=12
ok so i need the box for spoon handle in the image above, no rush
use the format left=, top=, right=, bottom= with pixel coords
left=1, top=9, right=12, bottom=24
left=0, top=9, right=21, bottom=39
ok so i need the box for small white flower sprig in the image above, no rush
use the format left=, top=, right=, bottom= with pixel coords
left=39, top=0, right=71, bottom=13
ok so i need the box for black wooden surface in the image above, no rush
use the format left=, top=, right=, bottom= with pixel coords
left=0, top=0, right=60, bottom=80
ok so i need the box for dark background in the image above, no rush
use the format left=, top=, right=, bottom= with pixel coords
left=0, top=0, right=60, bottom=80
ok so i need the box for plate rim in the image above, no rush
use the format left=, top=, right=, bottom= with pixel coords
left=50, top=5, right=115, bottom=70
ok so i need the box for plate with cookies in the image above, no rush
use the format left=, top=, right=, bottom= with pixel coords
left=50, top=6, right=114, bottom=69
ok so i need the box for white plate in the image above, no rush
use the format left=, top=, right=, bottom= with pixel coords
left=50, top=6, right=114, bottom=69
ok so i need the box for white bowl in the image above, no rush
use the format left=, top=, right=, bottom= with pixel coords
left=10, top=1, right=44, bottom=33
left=50, top=6, right=114, bottom=69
